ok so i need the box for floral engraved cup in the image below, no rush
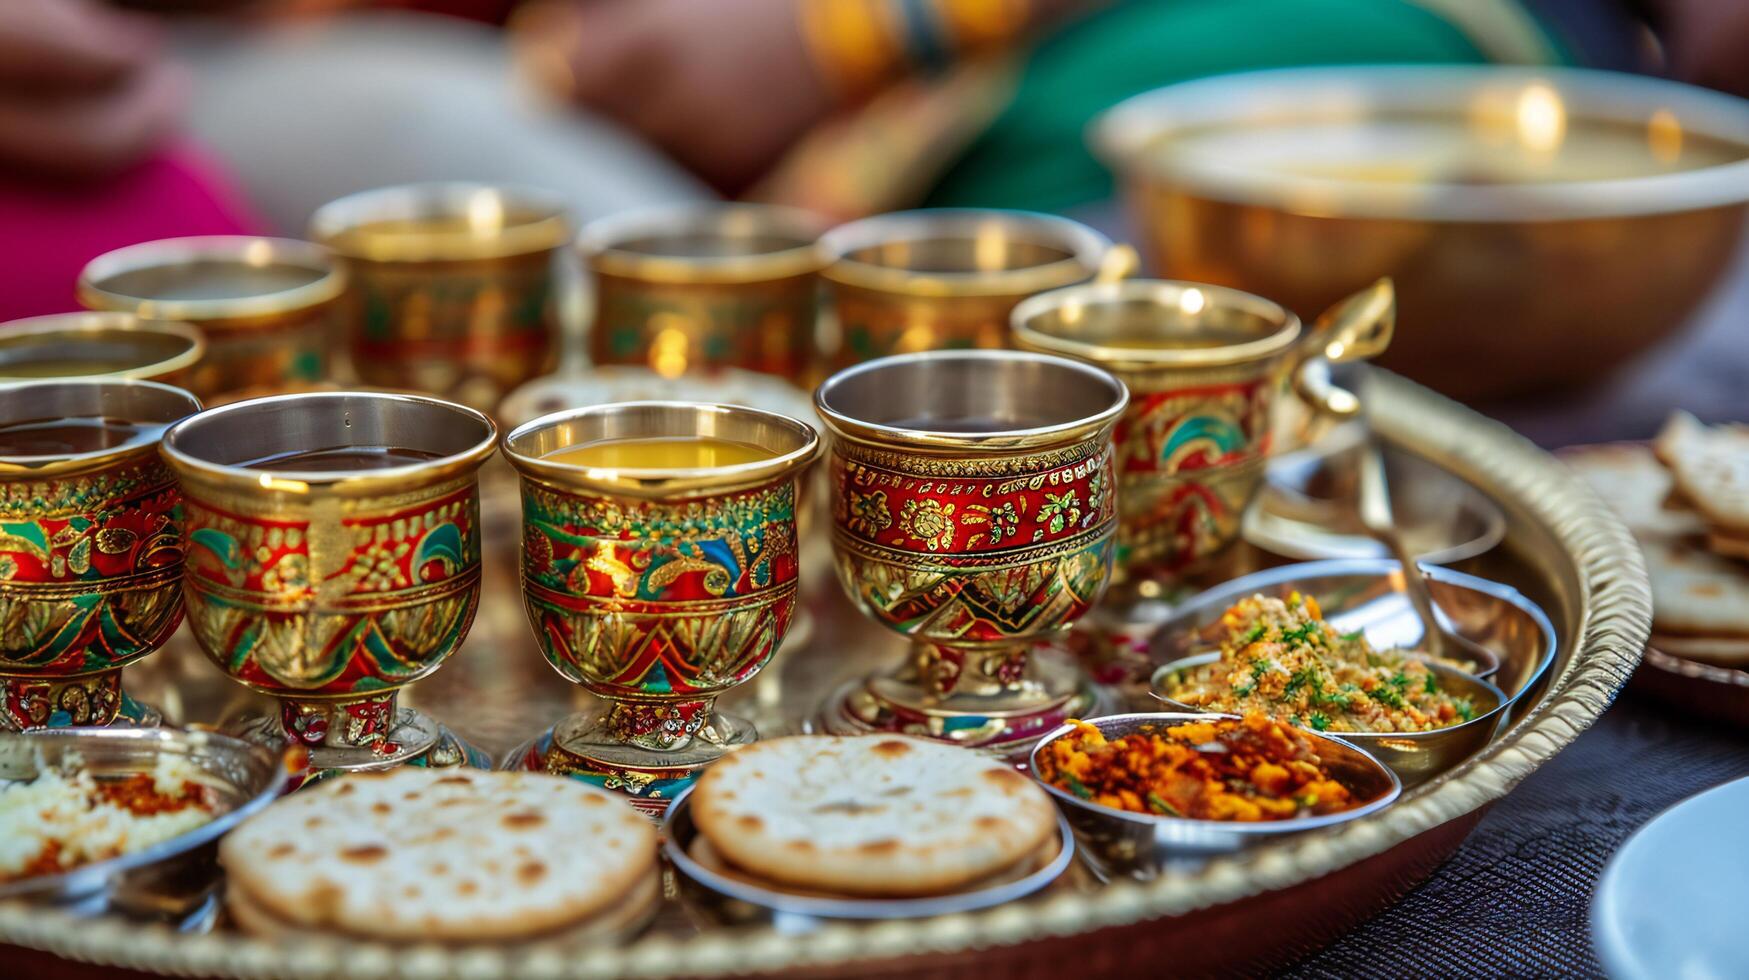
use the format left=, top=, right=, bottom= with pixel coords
left=502, top=401, right=819, bottom=805
left=161, top=392, right=497, bottom=769
left=814, top=350, right=1129, bottom=750
left=0, top=381, right=201, bottom=730
left=581, top=204, right=827, bottom=382
left=1012, top=279, right=1394, bottom=579
left=818, top=209, right=1110, bottom=369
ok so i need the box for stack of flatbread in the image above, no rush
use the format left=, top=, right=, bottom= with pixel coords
left=220, top=768, right=659, bottom=944
left=688, top=735, right=1062, bottom=899
left=1565, top=412, right=1749, bottom=666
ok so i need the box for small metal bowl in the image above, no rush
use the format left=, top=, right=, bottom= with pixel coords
left=0, top=728, right=285, bottom=922
left=1028, top=712, right=1400, bottom=881
left=661, top=786, right=1075, bottom=931
left=1151, top=652, right=1508, bottom=788
left=1244, top=425, right=1507, bottom=565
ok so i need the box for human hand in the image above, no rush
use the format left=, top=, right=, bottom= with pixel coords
left=512, top=0, right=832, bottom=193
left=0, top=0, right=188, bottom=179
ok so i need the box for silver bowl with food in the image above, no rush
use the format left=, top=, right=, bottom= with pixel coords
left=0, top=727, right=287, bottom=922
left=1029, top=712, right=1400, bottom=881
left=662, top=788, right=1075, bottom=930
left=1143, top=560, right=1550, bottom=785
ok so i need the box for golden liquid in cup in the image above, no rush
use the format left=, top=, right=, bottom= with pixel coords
left=0, top=417, right=169, bottom=456
left=542, top=436, right=777, bottom=469
left=238, top=446, right=446, bottom=472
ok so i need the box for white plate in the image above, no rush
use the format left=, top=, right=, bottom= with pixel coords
left=1593, top=775, right=1749, bottom=980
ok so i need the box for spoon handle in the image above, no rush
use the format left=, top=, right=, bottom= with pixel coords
left=1357, top=438, right=1447, bottom=659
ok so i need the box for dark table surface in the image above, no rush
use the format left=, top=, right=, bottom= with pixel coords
left=1283, top=246, right=1749, bottom=978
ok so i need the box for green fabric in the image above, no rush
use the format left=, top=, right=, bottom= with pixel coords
left=923, top=0, right=1510, bottom=212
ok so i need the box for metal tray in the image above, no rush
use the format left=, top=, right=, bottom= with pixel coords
left=0, top=371, right=1650, bottom=977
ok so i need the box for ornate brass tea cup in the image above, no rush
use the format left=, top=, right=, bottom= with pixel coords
left=581, top=204, right=827, bottom=381
left=814, top=350, right=1128, bottom=751
left=0, top=380, right=201, bottom=730
left=0, top=313, right=205, bottom=387
left=819, top=209, right=1110, bottom=368
left=77, top=237, right=344, bottom=400
left=500, top=401, right=819, bottom=813
left=1012, top=279, right=1393, bottom=578
left=160, top=391, right=497, bottom=772
left=311, top=182, right=574, bottom=408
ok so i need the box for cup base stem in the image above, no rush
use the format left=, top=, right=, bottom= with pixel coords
left=0, top=670, right=159, bottom=731
left=501, top=707, right=758, bottom=818
left=225, top=705, right=476, bottom=776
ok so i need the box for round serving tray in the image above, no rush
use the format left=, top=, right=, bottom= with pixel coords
left=0, top=371, right=1650, bottom=978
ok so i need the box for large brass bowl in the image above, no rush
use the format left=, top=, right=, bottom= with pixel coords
left=1094, top=66, right=1749, bottom=400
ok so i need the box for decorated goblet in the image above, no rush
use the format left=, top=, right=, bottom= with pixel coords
left=581, top=204, right=827, bottom=381
left=818, top=209, right=1111, bottom=368
left=501, top=401, right=819, bottom=814
left=814, top=350, right=1129, bottom=751
left=160, top=392, right=497, bottom=773
left=0, top=380, right=201, bottom=730
left=77, top=236, right=344, bottom=400
left=310, top=182, right=573, bottom=408
left=1012, top=279, right=1394, bottom=579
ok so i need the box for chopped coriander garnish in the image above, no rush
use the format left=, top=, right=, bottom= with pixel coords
left=1424, top=673, right=1439, bottom=694
left=1368, top=685, right=1406, bottom=709
left=1308, top=712, right=1331, bottom=731
left=1241, top=622, right=1268, bottom=645
left=1146, top=792, right=1182, bottom=816
left=1064, top=774, right=1093, bottom=799
left=1455, top=697, right=1476, bottom=722
left=1340, top=630, right=1365, bottom=643
left=1388, top=671, right=1412, bottom=690
left=1233, top=684, right=1256, bottom=699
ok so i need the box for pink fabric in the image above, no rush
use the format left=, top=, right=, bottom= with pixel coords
left=0, top=142, right=266, bottom=322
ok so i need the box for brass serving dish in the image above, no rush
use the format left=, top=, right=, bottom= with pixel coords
left=1094, top=66, right=1749, bottom=399
left=0, top=372, right=1649, bottom=977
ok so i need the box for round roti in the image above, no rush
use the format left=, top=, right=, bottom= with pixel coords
left=691, top=735, right=1056, bottom=897
left=221, top=768, right=656, bottom=942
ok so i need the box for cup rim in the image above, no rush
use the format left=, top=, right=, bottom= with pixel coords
left=502, top=399, right=822, bottom=498
left=160, top=390, right=498, bottom=489
left=309, top=181, right=574, bottom=262
left=819, top=208, right=1111, bottom=297
left=77, top=237, right=346, bottom=325
left=0, top=312, right=207, bottom=381
left=1090, top=64, right=1749, bottom=223
left=0, top=379, right=202, bottom=474
left=814, top=349, right=1130, bottom=451
left=580, top=203, right=828, bottom=284
left=1011, top=279, right=1304, bottom=369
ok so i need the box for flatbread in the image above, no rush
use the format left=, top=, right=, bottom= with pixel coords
left=692, top=735, right=1056, bottom=898
left=685, top=829, right=1060, bottom=899
left=1653, top=412, right=1749, bottom=533
left=1640, top=536, right=1749, bottom=639
left=1562, top=442, right=1702, bottom=538
left=228, top=865, right=662, bottom=946
left=1648, top=633, right=1749, bottom=666
left=221, top=768, right=656, bottom=942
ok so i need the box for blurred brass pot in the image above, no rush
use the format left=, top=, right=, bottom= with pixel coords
left=1095, top=66, right=1749, bottom=400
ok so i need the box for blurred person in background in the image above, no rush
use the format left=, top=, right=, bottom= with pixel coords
left=1, top=0, right=1745, bottom=321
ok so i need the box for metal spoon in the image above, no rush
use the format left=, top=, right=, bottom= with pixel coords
left=1356, top=437, right=1502, bottom=678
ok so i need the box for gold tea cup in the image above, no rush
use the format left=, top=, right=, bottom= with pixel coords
left=311, top=182, right=574, bottom=408
left=0, top=313, right=205, bottom=387
left=819, top=209, right=1111, bottom=368
left=0, top=380, right=201, bottom=730
left=77, top=236, right=344, bottom=400
left=581, top=204, right=827, bottom=381
left=161, top=391, right=497, bottom=772
left=501, top=401, right=819, bottom=814
left=1013, top=278, right=1394, bottom=578
left=814, top=350, right=1128, bottom=751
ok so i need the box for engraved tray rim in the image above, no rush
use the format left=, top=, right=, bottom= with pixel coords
left=0, top=371, right=1652, bottom=977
